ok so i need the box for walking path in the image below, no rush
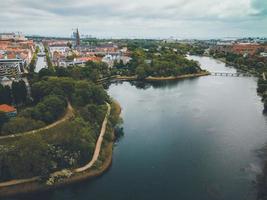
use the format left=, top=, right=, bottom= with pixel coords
left=263, top=72, right=266, bottom=81
left=75, top=102, right=111, bottom=172
left=0, top=103, right=111, bottom=188
left=0, top=102, right=74, bottom=141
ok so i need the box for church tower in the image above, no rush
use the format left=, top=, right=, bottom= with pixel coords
left=76, top=28, right=80, bottom=47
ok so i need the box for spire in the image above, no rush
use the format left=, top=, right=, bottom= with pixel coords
left=76, top=28, right=80, bottom=47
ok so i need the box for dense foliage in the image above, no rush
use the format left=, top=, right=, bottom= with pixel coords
left=211, top=50, right=267, bottom=75
left=0, top=80, right=27, bottom=106
left=0, top=70, right=115, bottom=181
left=112, top=46, right=202, bottom=79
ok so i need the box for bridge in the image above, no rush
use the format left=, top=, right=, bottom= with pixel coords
left=211, top=72, right=252, bottom=77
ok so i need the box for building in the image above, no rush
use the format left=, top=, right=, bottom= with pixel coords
left=0, top=104, right=17, bottom=117
left=95, top=44, right=118, bottom=53
left=72, top=28, right=80, bottom=47
left=49, top=45, right=70, bottom=55
left=260, top=52, right=267, bottom=57
left=211, top=42, right=234, bottom=54
left=231, top=43, right=263, bottom=55
left=0, top=59, right=24, bottom=80
left=0, top=32, right=26, bottom=41
left=102, top=55, right=132, bottom=68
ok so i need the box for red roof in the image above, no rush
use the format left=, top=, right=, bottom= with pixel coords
left=77, top=57, right=101, bottom=62
left=0, top=104, right=16, bottom=113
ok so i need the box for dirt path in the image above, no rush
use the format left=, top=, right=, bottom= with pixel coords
left=75, top=102, right=111, bottom=172
left=0, top=102, right=111, bottom=188
left=0, top=102, right=74, bottom=141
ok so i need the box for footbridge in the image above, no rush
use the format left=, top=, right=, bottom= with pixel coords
left=211, top=72, right=252, bottom=77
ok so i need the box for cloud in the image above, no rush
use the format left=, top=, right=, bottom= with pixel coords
left=0, top=0, right=266, bottom=38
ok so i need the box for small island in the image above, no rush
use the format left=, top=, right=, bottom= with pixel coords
left=111, top=42, right=209, bottom=80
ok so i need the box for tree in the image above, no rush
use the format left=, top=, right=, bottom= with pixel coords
left=1, top=117, right=45, bottom=135
left=264, top=99, right=267, bottom=112
left=135, top=65, right=147, bottom=79
left=67, top=41, right=72, bottom=49
left=0, top=85, right=12, bottom=105
left=6, top=135, right=52, bottom=178
left=11, top=80, right=27, bottom=106
left=55, top=67, right=70, bottom=77
left=31, top=95, right=67, bottom=124
left=56, top=117, right=96, bottom=164
left=72, top=81, right=108, bottom=106
left=80, top=104, right=106, bottom=125
left=0, top=111, right=8, bottom=131
left=39, top=68, right=55, bottom=78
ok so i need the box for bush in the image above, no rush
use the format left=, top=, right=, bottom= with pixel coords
left=5, top=135, right=52, bottom=179
left=1, top=117, right=45, bottom=135
left=31, top=95, right=67, bottom=124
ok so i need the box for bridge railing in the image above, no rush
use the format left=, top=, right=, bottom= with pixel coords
left=211, top=72, right=252, bottom=77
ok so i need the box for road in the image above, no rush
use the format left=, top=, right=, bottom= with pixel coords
left=35, top=43, right=47, bottom=73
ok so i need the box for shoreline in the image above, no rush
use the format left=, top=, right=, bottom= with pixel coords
left=114, top=71, right=210, bottom=81
left=207, top=55, right=260, bottom=76
left=0, top=101, right=121, bottom=198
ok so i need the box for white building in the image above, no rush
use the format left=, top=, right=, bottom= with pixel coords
left=49, top=45, right=70, bottom=56
left=260, top=52, right=267, bottom=57
left=102, top=55, right=132, bottom=68
left=0, top=59, right=24, bottom=80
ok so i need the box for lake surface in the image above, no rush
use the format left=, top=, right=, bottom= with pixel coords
left=8, top=56, right=267, bottom=200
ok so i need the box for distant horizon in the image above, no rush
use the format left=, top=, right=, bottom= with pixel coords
left=22, top=33, right=267, bottom=40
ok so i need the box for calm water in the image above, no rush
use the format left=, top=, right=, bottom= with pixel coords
left=8, top=56, right=267, bottom=200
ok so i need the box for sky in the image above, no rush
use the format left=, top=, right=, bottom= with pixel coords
left=0, top=0, right=267, bottom=39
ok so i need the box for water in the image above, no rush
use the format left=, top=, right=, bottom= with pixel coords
left=7, top=56, right=267, bottom=200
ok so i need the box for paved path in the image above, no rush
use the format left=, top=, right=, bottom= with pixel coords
left=0, top=102, right=111, bottom=188
left=0, top=102, right=74, bottom=141
left=263, top=72, right=266, bottom=81
left=75, top=102, right=111, bottom=172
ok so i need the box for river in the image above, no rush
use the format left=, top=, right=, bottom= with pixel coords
left=7, top=56, right=267, bottom=200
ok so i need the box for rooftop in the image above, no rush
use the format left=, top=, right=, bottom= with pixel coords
left=0, top=104, right=16, bottom=113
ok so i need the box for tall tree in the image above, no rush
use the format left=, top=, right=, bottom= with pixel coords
left=11, top=80, right=27, bottom=105
left=0, top=85, right=12, bottom=105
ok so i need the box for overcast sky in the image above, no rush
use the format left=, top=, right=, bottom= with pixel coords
left=1, top=0, right=266, bottom=39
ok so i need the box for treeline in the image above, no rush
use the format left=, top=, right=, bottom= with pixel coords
left=258, top=78, right=267, bottom=112
left=211, top=50, right=267, bottom=74
left=44, top=47, right=53, bottom=69
left=36, top=60, right=110, bottom=83
left=112, top=46, right=201, bottom=79
left=28, top=46, right=39, bottom=72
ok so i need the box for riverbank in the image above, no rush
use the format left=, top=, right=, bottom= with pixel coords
left=209, top=55, right=261, bottom=76
left=0, top=101, right=122, bottom=198
left=115, top=71, right=210, bottom=81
